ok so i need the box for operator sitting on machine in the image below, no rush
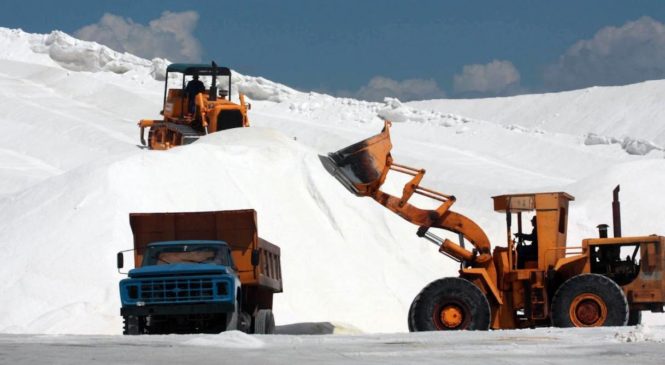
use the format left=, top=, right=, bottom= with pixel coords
left=185, top=72, right=205, bottom=115
left=515, top=216, right=538, bottom=268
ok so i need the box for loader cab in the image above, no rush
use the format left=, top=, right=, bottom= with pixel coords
left=162, top=63, right=233, bottom=120
left=493, top=192, right=574, bottom=271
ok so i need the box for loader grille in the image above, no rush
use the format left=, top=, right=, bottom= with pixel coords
left=139, top=278, right=214, bottom=304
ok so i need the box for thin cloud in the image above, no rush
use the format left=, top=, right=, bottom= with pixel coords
left=343, top=76, right=446, bottom=102
left=75, top=11, right=202, bottom=62
left=453, top=60, right=521, bottom=96
left=545, top=16, right=665, bottom=91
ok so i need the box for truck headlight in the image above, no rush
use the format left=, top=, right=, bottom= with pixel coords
left=216, top=282, right=228, bottom=295
left=128, top=285, right=138, bottom=299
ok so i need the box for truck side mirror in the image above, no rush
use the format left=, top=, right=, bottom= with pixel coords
left=251, top=249, right=260, bottom=266
left=117, top=252, right=124, bottom=269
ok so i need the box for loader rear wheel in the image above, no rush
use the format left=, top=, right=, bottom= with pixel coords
left=551, top=274, right=628, bottom=327
left=409, top=277, right=491, bottom=331
left=254, top=309, right=275, bottom=334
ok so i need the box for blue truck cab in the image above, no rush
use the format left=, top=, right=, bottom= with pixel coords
left=118, top=210, right=283, bottom=335
left=119, top=240, right=242, bottom=334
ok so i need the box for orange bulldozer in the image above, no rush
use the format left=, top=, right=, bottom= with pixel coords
left=321, top=121, right=665, bottom=330
left=138, top=62, right=250, bottom=150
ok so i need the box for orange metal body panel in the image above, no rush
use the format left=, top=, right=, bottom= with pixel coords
left=129, top=210, right=282, bottom=293
left=580, top=236, right=665, bottom=310
left=163, top=88, right=250, bottom=130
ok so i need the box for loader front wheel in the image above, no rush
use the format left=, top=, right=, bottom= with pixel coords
left=551, top=274, right=628, bottom=327
left=407, top=295, right=418, bottom=332
left=409, top=277, right=491, bottom=331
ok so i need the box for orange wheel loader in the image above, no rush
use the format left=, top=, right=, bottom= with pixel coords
left=138, top=62, right=250, bottom=150
left=321, top=121, right=665, bottom=330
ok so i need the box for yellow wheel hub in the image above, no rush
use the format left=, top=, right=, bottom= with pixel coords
left=440, top=305, right=464, bottom=328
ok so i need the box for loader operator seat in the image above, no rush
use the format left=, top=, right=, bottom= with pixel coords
left=516, top=216, right=538, bottom=269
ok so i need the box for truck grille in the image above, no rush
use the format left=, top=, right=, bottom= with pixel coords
left=139, top=278, right=214, bottom=303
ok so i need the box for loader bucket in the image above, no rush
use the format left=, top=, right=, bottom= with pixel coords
left=320, top=121, right=393, bottom=196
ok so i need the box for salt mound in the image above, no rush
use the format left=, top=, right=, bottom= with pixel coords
left=0, top=27, right=299, bottom=101
left=378, top=97, right=472, bottom=126
left=0, top=28, right=165, bottom=79
left=233, top=74, right=299, bottom=102
left=183, top=331, right=265, bottom=348
left=584, top=133, right=663, bottom=156
left=0, top=127, right=448, bottom=334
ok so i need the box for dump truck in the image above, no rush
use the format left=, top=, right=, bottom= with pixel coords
left=138, top=62, right=250, bottom=150
left=116, top=209, right=282, bottom=335
left=321, top=120, right=665, bottom=330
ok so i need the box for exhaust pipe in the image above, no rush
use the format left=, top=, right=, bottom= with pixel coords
left=597, top=224, right=609, bottom=239
left=612, top=185, right=621, bottom=238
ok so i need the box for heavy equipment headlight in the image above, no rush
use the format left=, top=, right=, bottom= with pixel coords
left=216, top=282, right=228, bottom=296
left=127, top=285, right=138, bottom=299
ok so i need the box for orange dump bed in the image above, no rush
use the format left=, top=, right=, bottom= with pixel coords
left=129, top=209, right=282, bottom=293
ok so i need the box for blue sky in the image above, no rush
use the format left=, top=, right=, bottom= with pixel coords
left=2, top=0, right=665, bottom=100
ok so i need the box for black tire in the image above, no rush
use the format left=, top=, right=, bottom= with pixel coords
left=407, top=295, right=418, bottom=332
left=225, top=311, right=239, bottom=331
left=409, top=277, right=491, bottom=331
left=123, top=315, right=144, bottom=335
left=254, top=309, right=275, bottom=334
left=628, top=310, right=642, bottom=326
left=239, top=312, right=252, bottom=333
left=551, top=274, right=628, bottom=327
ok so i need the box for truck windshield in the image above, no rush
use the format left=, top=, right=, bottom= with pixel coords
left=143, top=244, right=232, bottom=266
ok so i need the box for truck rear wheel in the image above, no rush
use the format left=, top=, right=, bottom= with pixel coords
left=409, top=277, right=491, bottom=331
left=123, top=315, right=144, bottom=335
left=254, top=309, right=275, bottom=334
left=239, top=312, right=252, bottom=333
left=551, top=274, right=628, bottom=327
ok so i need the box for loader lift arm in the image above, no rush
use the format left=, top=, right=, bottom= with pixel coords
left=320, top=121, right=493, bottom=267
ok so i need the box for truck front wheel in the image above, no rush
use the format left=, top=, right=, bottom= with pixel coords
left=123, top=315, right=144, bottom=335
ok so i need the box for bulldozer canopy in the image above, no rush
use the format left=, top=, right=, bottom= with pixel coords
left=166, top=63, right=231, bottom=76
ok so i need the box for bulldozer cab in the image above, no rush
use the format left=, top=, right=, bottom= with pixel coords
left=493, top=192, right=574, bottom=270
left=162, top=63, right=232, bottom=119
